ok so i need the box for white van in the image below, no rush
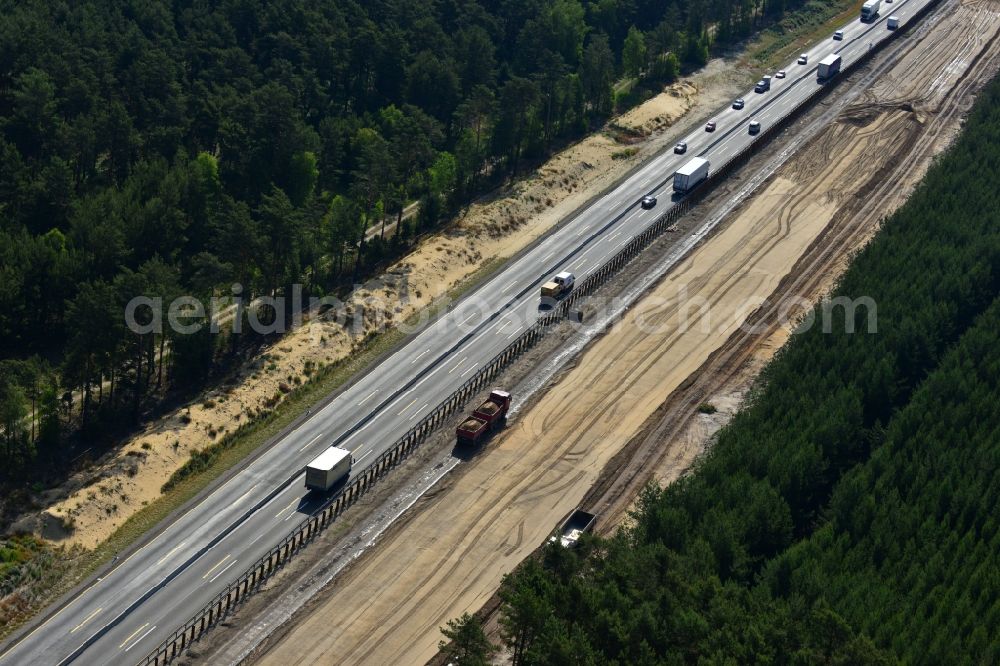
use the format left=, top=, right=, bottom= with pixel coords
left=540, top=272, right=575, bottom=298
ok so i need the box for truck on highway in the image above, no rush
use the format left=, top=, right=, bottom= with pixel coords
left=456, top=389, right=511, bottom=445
left=540, top=271, right=575, bottom=299
left=673, top=157, right=710, bottom=193
left=817, top=53, right=842, bottom=81
left=305, top=446, right=354, bottom=491
left=861, top=0, right=881, bottom=21
left=887, top=15, right=900, bottom=29
left=754, top=74, right=772, bottom=92
left=549, top=509, right=597, bottom=547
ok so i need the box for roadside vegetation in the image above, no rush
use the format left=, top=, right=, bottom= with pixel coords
left=472, top=73, right=1000, bottom=664
left=0, top=0, right=854, bottom=504
left=747, top=0, right=864, bottom=67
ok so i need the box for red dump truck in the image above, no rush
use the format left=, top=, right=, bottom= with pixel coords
left=456, top=390, right=511, bottom=445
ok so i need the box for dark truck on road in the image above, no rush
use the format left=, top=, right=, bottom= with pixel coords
left=456, top=390, right=512, bottom=445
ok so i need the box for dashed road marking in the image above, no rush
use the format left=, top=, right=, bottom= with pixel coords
left=123, top=624, right=157, bottom=652
left=155, top=542, right=187, bottom=567
left=119, top=623, right=149, bottom=650
left=202, top=554, right=232, bottom=580
left=208, top=559, right=238, bottom=582
left=70, top=608, right=102, bottom=635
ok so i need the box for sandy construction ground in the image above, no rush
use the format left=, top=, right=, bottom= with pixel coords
left=254, top=3, right=1000, bottom=664
left=25, top=66, right=746, bottom=550
left=258, top=173, right=837, bottom=666
left=615, top=0, right=1000, bottom=520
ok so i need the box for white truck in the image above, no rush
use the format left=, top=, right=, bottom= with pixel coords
left=305, top=446, right=354, bottom=491
left=861, top=0, right=881, bottom=21
left=673, top=157, right=710, bottom=193
left=887, top=15, right=900, bottom=29
left=817, top=53, right=842, bottom=81
left=754, top=74, right=772, bottom=93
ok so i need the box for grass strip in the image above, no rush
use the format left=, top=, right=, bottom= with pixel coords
left=746, top=0, right=864, bottom=69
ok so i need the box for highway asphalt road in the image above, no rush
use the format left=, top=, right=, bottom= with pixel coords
left=0, top=4, right=932, bottom=664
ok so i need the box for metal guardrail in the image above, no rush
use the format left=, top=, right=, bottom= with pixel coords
left=135, top=8, right=936, bottom=662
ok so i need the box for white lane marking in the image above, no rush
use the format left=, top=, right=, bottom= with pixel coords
left=70, top=607, right=103, bottom=634
left=507, top=325, right=524, bottom=339
left=461, top=312, right=478, bottom=325
left=275, top=499, right=297, bottom=518
left=410, top=349, right=430, bottom=365
left=448, top=356, right=467, bottom=374
left=340, top=429, right=360, bottom=446
left=718, top=130, right=745, bottom=152
left=248, top=532, right=266, bottom=546
left=573, top=259, right=587, bottom=270
left=413, top=363, right=443, bottom=389
left=408, top=403, right=429, bottom=420
left=576, top=224, right=591, bottom=237
left=356, top=449, right=373, bottom=463
left=154, top=541, right=188, bottom=567
left=358, top=389, right=379, bottom=405
left=397, top=398, right=417, bottom=415
left=119, top=623, right=149, bottom=650
left=382, top=386, right=415, bottom=414
left=298, top=433, right=323, bottom=452
left=202, top=554, right=232, bottom=580
left=5, top=588, right=82, bottom=653
left=460, top=363, right=480, bottom=378
left=123, top=624, right=157, bottom=652
left=542, top=249, right=556, bottom=261
left=232, top=483, right=260, bottom=507
left=501, top=280, right=518, bottom=294
left=606, top=230, right=622, bottom=243
left=496, top=320, right=512, bottom=334
left=208, top=558, right=238, bottom=583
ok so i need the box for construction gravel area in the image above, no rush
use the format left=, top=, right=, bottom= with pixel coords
left=193, top=3, right=1000, bottom=664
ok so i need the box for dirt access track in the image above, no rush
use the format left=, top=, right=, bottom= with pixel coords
left=221, top=3, right=1000, bottom=664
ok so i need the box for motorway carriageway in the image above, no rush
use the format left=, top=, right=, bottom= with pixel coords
left=0, top=3, right=932, bottom=664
